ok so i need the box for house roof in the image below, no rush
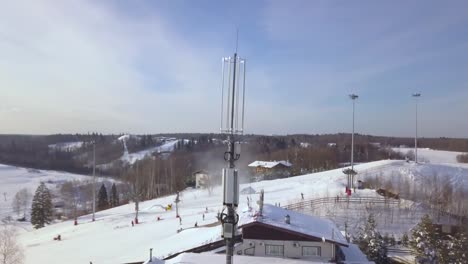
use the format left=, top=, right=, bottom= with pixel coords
left=339, top=244, right=374, bottom=263
left=248, top=160, right=292, bottom=168
left=238, top=204, right=348, bottom=247
left=240, top=186, right=257, bottom=194
left=152, top=252, right=327, bottom=264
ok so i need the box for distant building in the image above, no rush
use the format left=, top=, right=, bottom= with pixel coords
left=235, top=204, right=368, bottom=263
left=248, top=161, right=292, bottom=180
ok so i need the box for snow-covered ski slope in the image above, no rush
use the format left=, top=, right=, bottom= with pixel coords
left=16, top=154, right=468, bottom=264
left=120, top=139, right=179, bottom=164
left=392, top=147, right=465, bottom=164
left=48, top=141, right=84, bottom=152
left=0, top=164, right=109, bottom=221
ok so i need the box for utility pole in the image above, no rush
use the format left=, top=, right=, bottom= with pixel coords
left=92, top=141, right=96, bottom=222
left=412, top=93, right=421, bottom=163
left=219, top=34, right=246, bottom=264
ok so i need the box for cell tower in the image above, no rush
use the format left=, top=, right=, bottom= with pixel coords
left=219, top=36, right=246, bottom=264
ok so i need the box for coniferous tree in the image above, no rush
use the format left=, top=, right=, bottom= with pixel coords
left=30, top=182, right=53, bottom=229
left=401, top=232, right=409, bottom=247
left=354, top=214, right=389, bottom=263
left=451, top=229, right=468, bottom=263
left=410, top=214, right=439, bottom=262
left=109, top=183, right=119, bottom=207
left=97, top=184, right=109, bottom=210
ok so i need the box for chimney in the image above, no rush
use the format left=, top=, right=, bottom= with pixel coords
left=285, top=214, right=290, bottom=224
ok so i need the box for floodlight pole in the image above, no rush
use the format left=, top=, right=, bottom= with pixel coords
left=349, top=94, right=358, bottom=188
left=412, top=93, right=421, bottom=163
left=92, top=141, right=96, bottom=222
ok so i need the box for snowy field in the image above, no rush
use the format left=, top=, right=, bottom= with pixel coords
left=12, top=151, right=468, bottom=264
left=0, top=164, right=110, bottom=225
left=0, top=148, right=468, bottom=264
left=392, top=147, right=465, bottom=164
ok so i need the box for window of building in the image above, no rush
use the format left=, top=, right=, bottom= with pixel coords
left=265, top=244, right=284, bottom=256
left=302, top=246, right=321, bottom=256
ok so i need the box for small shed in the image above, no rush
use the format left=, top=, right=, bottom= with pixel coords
left=194, top=170, right=209, bottom=189
left=240, top=186, right=256, bottom=195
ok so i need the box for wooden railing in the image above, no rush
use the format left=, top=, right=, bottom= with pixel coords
left=283, top=196, right=400, bottom=211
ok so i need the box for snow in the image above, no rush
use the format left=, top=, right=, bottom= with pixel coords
left=152, top=252, right=326, bottom=263
left=13, top=156, right=468, bottom=264
left=120, top=139, right=180, bottom=164
left=359, top=160, right=468, bottom=191
left=248, top=160, right=292, bottom=168
left=118, top=134, right=131, bottom=141
left=238, top=204, right=348, bottom=246
left=392, top=147, right=465, bottom=164
left=0, top=164, right=107, bottom=222
left=339, top=244, right=374, bottom=263
left=240, top=186, right=256, bottom=195
left=48, top=141, right=83, bottom=151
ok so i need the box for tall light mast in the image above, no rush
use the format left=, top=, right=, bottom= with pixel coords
left=349, top=94, right=358, bottom=172
left=219, top=37, right=246, bottom=264
left=412, top=93, right=421, bottom=163
left=343, top=94, right=358, bottom=193
left=92, top=141, right=96, bottom=222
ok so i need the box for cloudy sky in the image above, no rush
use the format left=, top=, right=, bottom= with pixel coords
left=1, top=1, right=468, bottom=137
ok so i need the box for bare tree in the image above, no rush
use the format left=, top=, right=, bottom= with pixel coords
left=11, top=189, right=31, bottom=219
left=60, top=181, right=80, bottom=221
left=0, top=225, right=24, bottom=264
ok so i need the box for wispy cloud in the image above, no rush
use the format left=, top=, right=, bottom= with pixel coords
left=0, top=0, right=467, bottom=137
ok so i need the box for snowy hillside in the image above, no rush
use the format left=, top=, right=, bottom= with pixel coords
left=0, top=164, right=110, bottom=223
left=116, top=134, right=180, bottom=164
left=15, top=159, right=468, bottom=264
left=392, top=147, right=465, bottom=163
left=48, top=141, right=84, bottom=152
left=120, top=139, right=180, bottom=164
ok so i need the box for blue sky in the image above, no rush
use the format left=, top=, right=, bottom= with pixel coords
left=1, top=1, right=468, bottom=137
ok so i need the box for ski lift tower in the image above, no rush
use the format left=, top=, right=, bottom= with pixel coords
left=219, top=40, right=246, bottom=264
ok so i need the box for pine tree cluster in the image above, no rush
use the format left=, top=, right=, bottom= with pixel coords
left=109, top=183, right=119, bottom=207
left=410, top=214, right=468, bottom=263
left=353, top=214, right=389, bottom=264
left=30, top=182, right=53, bottom=229
left=97, top=184, right=109, bottom=210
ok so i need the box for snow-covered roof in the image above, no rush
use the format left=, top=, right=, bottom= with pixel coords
left=238, top=204, right=348, bottom=246
left=240, top=186, right=256, bottom=194
left=248, top=160, right=292, bottom=168
left=339, top=244, right=374, bottom=263
left=150, top=252, right=328, bottom=264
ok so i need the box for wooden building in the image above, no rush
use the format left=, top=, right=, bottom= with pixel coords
left=248, top=161, right=292, bottom=180
left=235, top=204, right=354, bottom=262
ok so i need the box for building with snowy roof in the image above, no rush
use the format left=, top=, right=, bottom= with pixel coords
left=235, top=204, right=349, bottom=262
left=248, top=160, right=292, bottom=180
